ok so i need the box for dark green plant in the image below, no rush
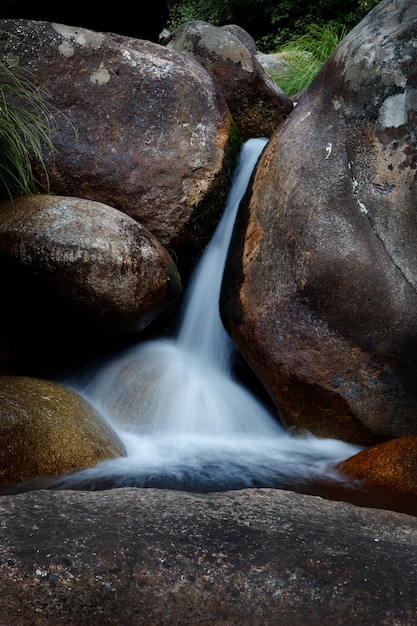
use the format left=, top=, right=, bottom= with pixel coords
left=0, top=60, right=56, bottom=200
left=270, top=22, right=347, bottom=96
left=255, top=0, right=380, bottom=51
left=167, top=0, right=232, bottom=30
left=167, top=0, right=381, bottom=52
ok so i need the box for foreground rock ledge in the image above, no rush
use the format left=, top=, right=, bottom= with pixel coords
left=0, top=488, right=416, bottom=625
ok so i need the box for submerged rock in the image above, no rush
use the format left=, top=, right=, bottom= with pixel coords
left=221, top=0, right=417, bottom=446
left=0, top=376, right=125, bottom=487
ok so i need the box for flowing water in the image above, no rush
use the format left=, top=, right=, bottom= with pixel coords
left=51, top=138, right=362, bottom=493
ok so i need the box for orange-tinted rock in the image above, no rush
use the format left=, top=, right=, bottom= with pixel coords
left=0, top=376, right=125, bottom=487
left=337, top=436, right=417, bottom=496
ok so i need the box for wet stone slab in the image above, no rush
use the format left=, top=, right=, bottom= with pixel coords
left=0, top=487, right=416, bottom=625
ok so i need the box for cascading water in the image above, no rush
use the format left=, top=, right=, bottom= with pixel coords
left=53, top=138, right=361, bottom=492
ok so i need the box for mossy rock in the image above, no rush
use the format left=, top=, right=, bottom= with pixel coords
left=0, top=376, right=125, bottom=487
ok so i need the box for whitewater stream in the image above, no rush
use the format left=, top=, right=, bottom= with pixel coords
left=53, top=138, right=361, bottom=493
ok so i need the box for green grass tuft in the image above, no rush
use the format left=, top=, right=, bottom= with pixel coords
left=269, top=22, right=347, bottom=97
left=0, top=60, right=57, bottom=200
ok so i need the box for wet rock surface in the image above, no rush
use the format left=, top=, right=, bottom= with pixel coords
left=338, top=435, right=417, bottom=496
left=0, top=376, right=125, bottom=486
left=0, top=488, right=416, bottom=625
left=221, top=0, right=417, bottom=446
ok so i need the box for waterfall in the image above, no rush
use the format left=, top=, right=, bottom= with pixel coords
left=176, top=140, right=265, bottom=371
left=54, top=139, right=360, bottom=492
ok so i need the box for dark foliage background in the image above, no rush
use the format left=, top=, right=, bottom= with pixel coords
left=166, top=0, right=380, bottom=51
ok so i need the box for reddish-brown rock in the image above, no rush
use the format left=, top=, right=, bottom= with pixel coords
left=338, top=436, right=417, bottom=496
left=221, top=0, right=417, bottom=446
left=0, top=19, right=235, bottom=275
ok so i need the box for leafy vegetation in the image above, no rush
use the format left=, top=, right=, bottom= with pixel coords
left=0, top=60, right=56, bottom=200
left=166, top=0, right=380, bottom=96
left=270, top=22, right=347, bottom=96
left=167, top=0, right=380, bottom=51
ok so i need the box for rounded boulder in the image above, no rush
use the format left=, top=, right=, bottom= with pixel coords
left=0, top=376, right=125, bottom=487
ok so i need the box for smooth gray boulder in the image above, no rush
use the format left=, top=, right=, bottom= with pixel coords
left=0, top=194, right=181, bottom=336
left=165, top=20, right=293, bottom=140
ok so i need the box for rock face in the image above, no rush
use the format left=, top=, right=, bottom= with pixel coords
left=165, top=20, right=293, bottom=140
left=0, top=376, right=125, bottom=487
left=0, top=19, right=235, bottom=275
left=255, top=51, right=290, bottom=76
left=0, top=487, right=416, bottom=625
left=338, top=436, right=417, bottom=496
left=220, top=23, right=257, bottom=55
left=221, top=0, right=417, bottom=446
left=0, top=195, right=181, bottom=336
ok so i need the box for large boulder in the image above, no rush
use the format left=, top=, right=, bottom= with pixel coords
left=0, top=194, right=181, bottom=374
left=220, top=24, right=257, bottom=55
left=0, top=376, right=125, bottom=487
left=0, top=19, right=236, bottom=276
left=0, top=195, right=181, bottom=335
left=221, top=0, right=417, bottom=446
left=164, top=20, right=293, bottom=141
left=0, top=487, right=416, bottom=624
